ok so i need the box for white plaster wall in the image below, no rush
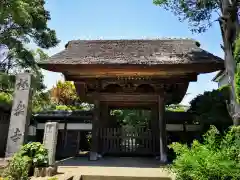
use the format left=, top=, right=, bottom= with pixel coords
left=37, top=123, right=65, bottom=130
left=67, top=123, right=92, bottom=130
left=36, top=123, right=201, bottom=131
left=166, top=124, right=184, bottom=131
left=37, top=123, right=92, bottom=130
left=218, top=74, right=229, bottom=88
left=28, top=125, right=36, bottom=136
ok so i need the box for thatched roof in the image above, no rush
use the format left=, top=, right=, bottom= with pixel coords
left=39, top=39, right=224, bottom=66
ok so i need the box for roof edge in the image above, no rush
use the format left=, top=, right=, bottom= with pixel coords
left=65, top=38, right=200, bottom=48
left=212, top=70, right=225, bottom=82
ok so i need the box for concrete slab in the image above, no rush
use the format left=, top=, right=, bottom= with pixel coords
left=82, top=176, right=171, bottom=180
left=30, top=173, right=73, bottom=180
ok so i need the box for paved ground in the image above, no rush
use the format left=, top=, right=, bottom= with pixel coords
left=0, top=158, right=7, bottom=168
left=55, top=157, right=175, bottom=179
left=1, top=156, right=175, bottom=180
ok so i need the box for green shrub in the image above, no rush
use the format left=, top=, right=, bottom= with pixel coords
left=169, top=126, right=240, bottom=180
left=20, top=142, right=48, bottom=167
left=3, top=142, right=48, bottom=180
left=47, top=177, right=58, bottom=180
left=3, top=153, right=31, bottom=180
left=0, top=92, right=13, bottom=105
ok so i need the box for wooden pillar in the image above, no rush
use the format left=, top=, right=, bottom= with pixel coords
left=98, top=102, right=109, bottom=153
left=90, top=96, right=100, bottom=161
left=101, top=102, right=109, bottom=128
left=150, top=104, right=159, bottom=155
left=76, top=131, right=81, bottom=155
left=63, top=120, right=68, bottom=152
left=158, top=96, right=167, bottom=163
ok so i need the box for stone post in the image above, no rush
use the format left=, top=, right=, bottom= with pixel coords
left=5, top=73, right=32, bottom=158
left=43, top=122, right=59, bottom=166
left=158, top=96, right=167, bottom=163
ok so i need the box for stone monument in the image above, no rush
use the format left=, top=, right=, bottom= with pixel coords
left=5, top=73, right=32, bottom=158
left=43, top=122, right=58, bottom=166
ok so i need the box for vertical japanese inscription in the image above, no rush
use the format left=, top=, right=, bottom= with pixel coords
left=5, top=73, right=32, bottom=158
left=16, top=78, right=29, bottom=90
left=13, top=101, right=26, bottom=116
left=10, top=128, right=22, bottom=142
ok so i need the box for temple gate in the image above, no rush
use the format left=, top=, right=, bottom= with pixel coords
left=38, top=39, right=224, bottom=162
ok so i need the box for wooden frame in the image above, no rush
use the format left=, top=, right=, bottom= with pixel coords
left=87, top=93, right=161, bottom=102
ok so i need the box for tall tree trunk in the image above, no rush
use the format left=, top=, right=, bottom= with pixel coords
left=220, top=0, right=240, bottom=125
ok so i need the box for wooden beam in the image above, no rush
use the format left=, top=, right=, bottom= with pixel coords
left=87, top=93, right=160, bottom=102
left=43, top=63, right=224, bottom=75
left=65, top=73, right=198, bottom=82
left=74, top=82, right=86, bottom=97
left=107, top=102, right=156, bottom=109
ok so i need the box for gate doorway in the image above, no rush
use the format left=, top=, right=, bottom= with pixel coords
left=99, top=127, right=156, bottom=156
left=99, top=109, right=157, bottom=156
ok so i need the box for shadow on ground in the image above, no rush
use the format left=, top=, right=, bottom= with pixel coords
left=57, top=156, right=161, bottom=168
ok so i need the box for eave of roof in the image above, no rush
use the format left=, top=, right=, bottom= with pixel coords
left=38, top=38, right=224, bottom=74
left=212, top=70, right=226, bottom=82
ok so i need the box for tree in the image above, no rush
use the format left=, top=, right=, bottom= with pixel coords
left=0, top=49, right=48, bottom=92
left=0, top=0, right=59, bottom=72
left=0, top=48, right=51, bottom=113
left=154, top=0, right=240, bottom=125
left=166, top=104, right=188, bottom=112
left=50, top=81, right=80, bottom=106
left=111, top=109, right=151, bottom=127
left=188, top=85, right=232, bottom=132
left=31, top=90, right=56, bottom=113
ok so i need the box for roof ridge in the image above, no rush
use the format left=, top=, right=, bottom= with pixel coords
left=66, top=38, right=198, bottom=48
left=68, top=38, right=196, bottom=42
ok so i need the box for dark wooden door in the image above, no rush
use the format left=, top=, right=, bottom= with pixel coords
left=63, top=130, right=80, bottom=158
left=99, top=127, right=156, bottom=156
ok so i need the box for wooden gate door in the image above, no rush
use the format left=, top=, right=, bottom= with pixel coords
left=99, top=127, right=156, bottom=156
left=63, top=130, right=80, bottom=158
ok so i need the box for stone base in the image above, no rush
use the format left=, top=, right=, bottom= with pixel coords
left=89, top=152, right=98, bottom=161
left=4, top=157, right=12, bottom=162
left=46, top=165, right=58, bottom=177
left=33, top=165, right=58, bottom=177
left=155, top=156, right=168, bottom=164
left=34, top=167, right=45, bottom=177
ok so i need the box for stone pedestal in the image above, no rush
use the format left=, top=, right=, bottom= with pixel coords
left=43, top=122, right=58, bottom=166
left=5, top=73, right=32, bottom=158
left=89, top=152, right=98, bottom=161
left=33, top=166, right=58, bottom=177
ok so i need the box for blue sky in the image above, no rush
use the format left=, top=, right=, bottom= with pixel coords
left=41, top=0, right=224, bottom=105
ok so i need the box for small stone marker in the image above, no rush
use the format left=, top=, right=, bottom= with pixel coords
left=5, top=73, right=32, bottom=158
left=43, top=122, right=58, bottom=166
